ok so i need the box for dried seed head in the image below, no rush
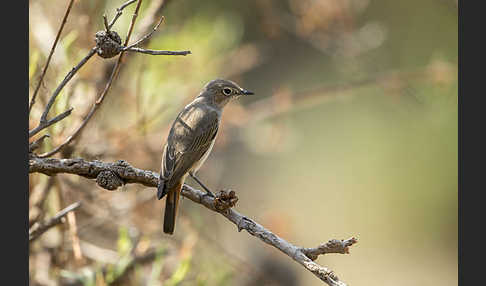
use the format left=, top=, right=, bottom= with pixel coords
left=96, top=170, right=123, bottom=190
left=95, top=30, right=122, bottom=58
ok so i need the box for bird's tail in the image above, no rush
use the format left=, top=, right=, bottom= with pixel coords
left=163, top=181, right=182, bottom=234
left=157, top=173, right=168, bottom=200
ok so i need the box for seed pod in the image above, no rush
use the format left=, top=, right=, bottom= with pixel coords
left=95, top=30, right=122, bottom=58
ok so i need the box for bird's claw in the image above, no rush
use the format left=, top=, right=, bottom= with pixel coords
left=214, top=189, right=238, bottom=212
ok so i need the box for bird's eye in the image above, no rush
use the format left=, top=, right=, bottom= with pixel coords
left=222, top=88, right=232, bottom=96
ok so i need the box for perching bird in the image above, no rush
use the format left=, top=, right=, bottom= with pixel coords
left=157, top=79, right=254, bottom=234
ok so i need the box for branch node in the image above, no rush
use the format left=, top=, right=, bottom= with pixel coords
left=96, top=170, right=124, bottom=190
left=95, top=30, right=122, bottom=58
left=301, top=237, right=359, bottom=261
left=325, top=271, right=339, bottom=284
left=214, top=189, right=238, bottom=212
left=237, top=216, right=253, bottom=232
left=115, top=159, right=131, bottom=167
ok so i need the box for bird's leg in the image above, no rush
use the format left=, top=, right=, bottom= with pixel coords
left=189, top=172, right=215, bottom=198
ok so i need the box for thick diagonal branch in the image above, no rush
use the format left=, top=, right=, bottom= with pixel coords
left=29, top=156, right=357, bottom=286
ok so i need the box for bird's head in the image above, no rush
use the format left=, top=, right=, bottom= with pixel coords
left=199, top=79, right=254, bottom=108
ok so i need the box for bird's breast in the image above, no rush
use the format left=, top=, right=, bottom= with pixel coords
left=191, top=139, right=215, bottom=173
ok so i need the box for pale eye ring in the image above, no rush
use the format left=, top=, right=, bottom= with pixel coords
left=222, top=88, right=232, bottom=95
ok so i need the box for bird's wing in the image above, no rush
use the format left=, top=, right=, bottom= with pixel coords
left=161, top=109, right=219, bottom=185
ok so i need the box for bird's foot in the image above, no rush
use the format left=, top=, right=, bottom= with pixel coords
left=190, top=172, right=215, bottom=198
left=202, top=189, right=216, bottom=199
left=214, top=189, right=238, bottom=212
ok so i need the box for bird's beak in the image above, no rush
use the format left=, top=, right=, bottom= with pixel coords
left=241, top=89, right=254, bottom=95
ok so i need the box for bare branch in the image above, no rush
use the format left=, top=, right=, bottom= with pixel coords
left=29, top=201, right=81, bottom=242
left=30, top=0, right=190, bottom=155
left=108, top=0, right=138, bottom=29
left=301, top=238, right=359, bottom=261
left=29, top=48, right=97, bottom=138
left=124, top=16, right=165, bottom=50
left=103, top=14, right=110, bottom=31
left=29, top=0, right=76, bottom=115
left=39, top=48, right=97, bottom=125
left=29, top=107, right=74, bottom=138
left=38, top=0, right=145, bottom=157
left=124, top=47, right=191, bottom=56
left=29, top=157, right=357, bottom=285
left=134, top=0, right=171, bottom=39
left=29, top=157, right=158, bottom=187
left=120, top=16, right=191, bottom=57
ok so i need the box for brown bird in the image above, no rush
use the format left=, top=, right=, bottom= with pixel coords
left=158, top=79, right=254, bottom=234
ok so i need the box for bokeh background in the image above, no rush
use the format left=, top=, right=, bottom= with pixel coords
left=29, top=0, right=458, bottom=285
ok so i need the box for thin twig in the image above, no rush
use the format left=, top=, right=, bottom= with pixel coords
left=103, top=14, right=110, bottom=31
left=124, top=47, right=191, bottom=56
left=29, top=0, right=76, bottom=115
left=38, top=0, right=145, bottom=157
left=108, top=0, right=138, bottom=29
left=29, top=201, right=82, bottom=242
left=134, top=0, right=171, bottom=40
left=39, top=48, right=97, bottom=125
left=29, top=157, right=357, bottom=285
left=29, top=134, right=50, bottom=153
left=123, top=16, right=165, bottom=50
left=29, top=48, right=97, bottom=138
left=301, top=238, right=359, bottom=261
left=29, top=107, right=74, bottom=138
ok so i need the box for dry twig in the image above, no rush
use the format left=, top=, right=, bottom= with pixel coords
left=108, top=0, right=138, bottom=29
left=29, top=201, right=82, bottom=242
left=31, top=0, right=143, bottom=148
left=32, top=0, right=190, bottom=157
left=124, top=16, right=165, bottom=50
left=124, top=47, right=191, bottom=56
left=29, top=0, right=76, bottom=115
left=29, top=157, right=357, bottom=286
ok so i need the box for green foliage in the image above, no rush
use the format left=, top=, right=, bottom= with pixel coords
left=117, top=226, right=132, bottom=256
left=147, top=246, right=166, bottom=286
left=104, top=226, right=134, bottom=283
left=164, top=256, right=192, bottom=286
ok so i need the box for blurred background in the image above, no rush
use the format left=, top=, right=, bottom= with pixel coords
left=29, top=0, right=458, bottom=285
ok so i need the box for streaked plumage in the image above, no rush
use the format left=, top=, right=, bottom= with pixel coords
left=158, top=79, right=254, bottom=234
